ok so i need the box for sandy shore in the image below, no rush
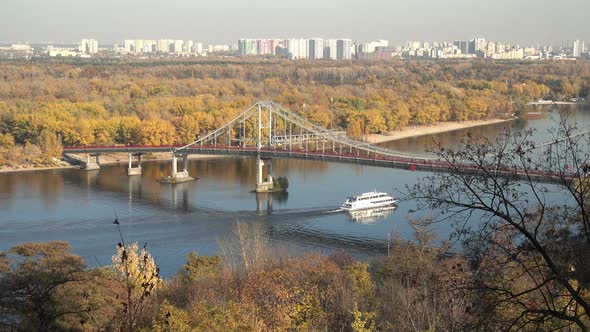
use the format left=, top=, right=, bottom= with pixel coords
left=0, top=153, right=225, bottom=174
left=365, top=118, right=516, bottom=144
left=0, top=164, right=78, bottom=173
left=527, top=101, right=588, bottom=105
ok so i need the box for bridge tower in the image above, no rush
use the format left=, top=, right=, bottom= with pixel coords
left=255, top=101, right=276, bottom=192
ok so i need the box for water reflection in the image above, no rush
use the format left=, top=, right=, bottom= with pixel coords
left=347, top=206, right=397, bottom=223
left=255, top=192, right=289, bottom=214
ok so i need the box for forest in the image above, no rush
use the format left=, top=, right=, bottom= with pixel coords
left=0, top=58, right=589, bottom=167
left=0, top=221, right=568, bottom=332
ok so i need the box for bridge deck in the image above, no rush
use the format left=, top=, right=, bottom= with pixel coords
left=63, top=145, right=570, bottom=183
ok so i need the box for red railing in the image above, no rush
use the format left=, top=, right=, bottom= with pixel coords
left=63, top=144, right=571, bottom=180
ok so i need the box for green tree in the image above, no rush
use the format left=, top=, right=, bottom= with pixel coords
left=0, top=241, right=88, bottom=332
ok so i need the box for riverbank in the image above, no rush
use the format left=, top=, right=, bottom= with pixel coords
left=0, top=153, right=225, bottom=174
left=0, top=163, right=78, bottom=173
left=527, top=101, right=588, bottom=105
left=365, top=117, right=517, bottom=144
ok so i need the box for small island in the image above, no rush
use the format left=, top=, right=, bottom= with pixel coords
left=255, top=175, right=289, bottom=193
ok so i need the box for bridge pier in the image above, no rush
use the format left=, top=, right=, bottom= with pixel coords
left=160, top=152, right=194, bottom=184
left=83, top=154, right=100, bottom=171
left=127, top=153, right=142, bottom=176
left=256, top=156, right=274, bottom=192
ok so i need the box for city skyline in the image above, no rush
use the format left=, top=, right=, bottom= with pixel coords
left=2, top=0, right=589, bottom=45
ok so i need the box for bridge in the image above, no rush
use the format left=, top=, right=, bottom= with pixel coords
left=63, top=101, right=577, bottom=190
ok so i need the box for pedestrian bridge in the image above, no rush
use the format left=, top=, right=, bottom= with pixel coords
left=63, top=101, right=577, bottom=189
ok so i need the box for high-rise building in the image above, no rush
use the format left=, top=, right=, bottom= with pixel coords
left=157, top=39, right=174, bottom=53
left=79, top=39, right=98, bottom=54
left=309, top=38, right=324, bottom=59
left=323, top=39, right=338, bottom=60
left=486, top=41, right=496, bottom=57
left=336, top=39, right=353, bottom=60
left=142, top=40, right=157, bottom=53
left=573, top=40, right=584, bottom=57
left=238, top=39, right=257, bottom=56
left=173, top=40, right=184, bottom=54
left=467, top=38, right=485, bottom=54
left=287, top=39, right=308, bottom=59
left=358, top=40, right=389, bottom=54
left=124, top=40, right=135, bottom=53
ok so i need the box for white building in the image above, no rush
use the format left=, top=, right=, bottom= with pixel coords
left=238, top=39, right=257, bottom=56
left=158, top=39, right=173, bottom=53
left=573, top=40, right=584, bottom=57
left=358, top=40, right=388, bottom=54
left=287, top=39, right=308, bottom=59
left=336, top=39, right=353, bottom=60
left=491, top=48, right=524, bottom=60
left=79, top=39, right=98, bottom=54
left=10, top=44, right=32, bottom=52
left=323, top=39, right=338, bottom=60
left=141, top=40, right=157, bottom=53
left=124, top=40, right=135, bottom=53
left=309, top=38, right=324, bottom=59
left=194, top=42, right=203, bottom=55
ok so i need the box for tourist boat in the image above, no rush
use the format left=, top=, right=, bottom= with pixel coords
left=340, top=191, right=397, bottom=211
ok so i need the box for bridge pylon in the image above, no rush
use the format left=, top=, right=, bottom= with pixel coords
left=255, top=155, right=274, bottom=192
left=160, top=151, right=195, bottom=184
left=127, top=153, right=142, bottom=176
left=83, top=153, right=100, bottom=171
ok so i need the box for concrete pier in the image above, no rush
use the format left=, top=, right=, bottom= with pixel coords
left=83, top=154, right=100, bottom=171
left=255, top=157, right=274, bottom=192
left=160, top=152, right=195, bottom=184
left=127, top=153, right=142, bottom=176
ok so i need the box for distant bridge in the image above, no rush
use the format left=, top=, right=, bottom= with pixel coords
left=63, top=101, right=579, bottom=188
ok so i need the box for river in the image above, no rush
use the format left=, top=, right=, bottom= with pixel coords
left=0, top=104, right=587, bottom=277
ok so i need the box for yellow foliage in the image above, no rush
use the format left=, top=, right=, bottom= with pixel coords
left=351, top=303, right=377, bottom=332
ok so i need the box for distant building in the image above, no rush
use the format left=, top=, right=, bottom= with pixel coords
left=10, top=44, right=32, bottom=52
left=323, top=39, right=338, bottom=60
left=336, top=39, right=353, bottom=60
left=158, top=39, right=174, bottom=53
left=79, top=39, right=98, bottom=54
left=573, top=40, right=584, bottom=57
left=309, top=38, right=324, bottom=59
left=287, top=39, right=308, bottom=59
left=491, top=47, right=524, bottom=60
left=238, top=39, right=257, bottom=56
left=467, top=37, right=486, bottom=56
left=173, top=40, right=184, bottom=54
left=357, top=40, right=388, bottom=54
left=194, top=42, right=203, bottom=55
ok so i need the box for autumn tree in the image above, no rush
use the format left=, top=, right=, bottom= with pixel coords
left=410, top=117, right=590, bottom=330
left=0, top=241, right=88, bottom=332
left=111, top=241, right=162, bottom=331
left=38, top=129, right=62, bottom=163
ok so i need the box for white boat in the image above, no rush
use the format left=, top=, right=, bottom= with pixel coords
left=340, top=191, right=397, bottom=211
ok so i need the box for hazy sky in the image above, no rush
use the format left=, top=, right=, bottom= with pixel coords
left=2, top=0, right=589, bottom=45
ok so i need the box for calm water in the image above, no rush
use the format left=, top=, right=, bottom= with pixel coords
left=0, top=104, right=587, bottom=277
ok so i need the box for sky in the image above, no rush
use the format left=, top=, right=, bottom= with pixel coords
left=2, top=0, right=589, bottom=45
